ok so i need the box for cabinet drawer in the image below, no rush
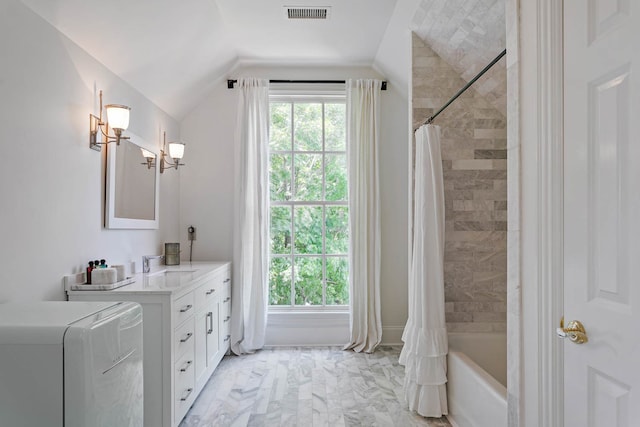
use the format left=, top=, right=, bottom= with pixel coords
left=174, top=352, right=196, bottom=423
left=220, top=301, right=231, bottom=327
left=194, top=280, right=218, bottom=313
left=220, top=329, right=231, bottom=351
left=174, top=316, right=195, bottom=360
left=221, top=269, right=232, bottom=290
left=173, top=292, right=195, bottom=326
left=220, top=284, right=231, bottom=321
left=219, top=280, right=231, bottom=353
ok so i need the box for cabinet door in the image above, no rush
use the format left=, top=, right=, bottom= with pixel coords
left=206, top=303, right=220, bottom=368
left=194, top=309, right=208, bottom=385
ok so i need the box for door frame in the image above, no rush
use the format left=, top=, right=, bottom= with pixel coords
left=509, top=0, right=564, bottom=425
left=532, top=0, right=564, bottom=424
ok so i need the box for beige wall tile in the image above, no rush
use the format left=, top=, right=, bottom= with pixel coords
left=412, top=33, right=507, bottom=333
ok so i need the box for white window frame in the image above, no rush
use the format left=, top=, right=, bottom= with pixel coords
left=268, top=90, right=349, bottom=313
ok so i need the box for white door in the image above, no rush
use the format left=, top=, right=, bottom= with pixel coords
left=563, top=1, right=640, bottom=426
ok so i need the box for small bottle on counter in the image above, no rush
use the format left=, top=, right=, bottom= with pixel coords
left=86, top=261, right=94, bottom=284
left=100, top=259, right=107, bottom=268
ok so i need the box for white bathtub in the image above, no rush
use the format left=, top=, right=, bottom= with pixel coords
left=446, top=333, right=507, bottom=427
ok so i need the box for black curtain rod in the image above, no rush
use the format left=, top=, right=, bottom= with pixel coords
left=423, top=49, right=506, bottom=126
left=227, top=79, right=387, bottom=90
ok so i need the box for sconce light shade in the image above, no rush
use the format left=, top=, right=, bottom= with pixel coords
left=140, top=148, right=155, bottom=159
left=89, top=91, right=131, bottom=151
left=140, top=148, right=156, bottom=169
left=105, top=104, right=130, bottom=131
left=160, top=131, right=186, bottom=173
left=168, top=142, right=185, bottom=160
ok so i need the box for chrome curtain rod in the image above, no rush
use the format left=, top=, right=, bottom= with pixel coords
left=227, top=79, right=387, bottom=90
left=423, top=49, right=506, bottom=125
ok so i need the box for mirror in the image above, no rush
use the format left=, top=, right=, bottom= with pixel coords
left=105, top=132, right=160, bottom=229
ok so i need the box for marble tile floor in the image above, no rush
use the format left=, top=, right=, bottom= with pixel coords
left=180, top=346, right=452, bottom=427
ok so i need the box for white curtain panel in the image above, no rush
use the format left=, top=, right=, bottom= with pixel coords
left=230, top=78, right=270, bottom=355
left=344, top=79, right=383, bottom=354
left=399, top=124, right=448, bottom=416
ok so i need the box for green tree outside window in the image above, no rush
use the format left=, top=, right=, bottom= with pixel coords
left=268, top=100, right=349, bottom=307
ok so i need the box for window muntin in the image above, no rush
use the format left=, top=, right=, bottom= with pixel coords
left=268, top=98, right=348, bottom=308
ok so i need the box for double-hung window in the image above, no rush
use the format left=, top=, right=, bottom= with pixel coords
left=268, top=93, right=349, bottom=309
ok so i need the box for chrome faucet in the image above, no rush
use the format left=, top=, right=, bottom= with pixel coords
left=142, top=255, right=165, bottom=273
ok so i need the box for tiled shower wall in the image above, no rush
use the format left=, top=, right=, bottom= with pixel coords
left=410, top=0, right=507, bottom=117
left=412, top=33, right=507, bottom=333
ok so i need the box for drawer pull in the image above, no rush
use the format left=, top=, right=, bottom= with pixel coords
left=223, top=297, right=231, bottom=303
left=180, top=360, right=193, bottom=372
left=206, top=288, right=215, bottom=295
left=180, top=388, right=194, bottom=401
left=223, top=316, right=230, bottom=323
left=207, top=312, right=214, bottom=334
left=223, top=278, right=231, bottom=283
left=180, top=332, right=193, bottom=343
left=179, top=304, right=193, bottom=313
left=224, top=335, right=230, bottom=342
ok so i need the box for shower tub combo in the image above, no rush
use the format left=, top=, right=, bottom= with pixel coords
left=446, top=332, right=507, bottom=427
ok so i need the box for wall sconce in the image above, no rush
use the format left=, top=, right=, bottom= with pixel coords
left=160, top=131, right=185, bottom=173
left=140, top=148, right=155, bottom=169
left=89, top=90, right=131, bottom=151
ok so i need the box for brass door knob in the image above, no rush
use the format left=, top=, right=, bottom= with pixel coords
left=556, top=318, right=588, bottom=344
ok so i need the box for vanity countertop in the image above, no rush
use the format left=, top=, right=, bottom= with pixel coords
left=66, top=262, right=230, bottom=297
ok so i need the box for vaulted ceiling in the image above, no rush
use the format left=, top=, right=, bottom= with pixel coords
left=20, top=0, right=505, bottom=120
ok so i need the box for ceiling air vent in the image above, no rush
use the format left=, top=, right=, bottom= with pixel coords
left=284, top=6, right=331, bottom=20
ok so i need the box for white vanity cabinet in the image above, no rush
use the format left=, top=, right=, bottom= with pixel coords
left=193, top=265, right=231, bottom=394
left=67, top=262, right=231, bottom=427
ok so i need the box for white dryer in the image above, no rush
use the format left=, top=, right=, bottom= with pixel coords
left=0, top=301, right=143, bottom=427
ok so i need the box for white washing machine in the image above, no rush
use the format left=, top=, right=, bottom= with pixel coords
left=0, top=301, right=143, bottom=427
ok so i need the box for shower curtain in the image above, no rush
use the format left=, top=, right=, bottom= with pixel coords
left=399, top=124, right=448, bottom=417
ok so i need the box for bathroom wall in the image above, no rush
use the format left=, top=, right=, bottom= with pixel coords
left=0, top=0, right=180, bottom=302
left=412, top=33, right=507, bottom=333
left=179, top=64, right=410, bottom=344
left=410, top=0, right=507, bottom=117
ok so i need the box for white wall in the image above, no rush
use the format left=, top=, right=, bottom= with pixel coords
left=179, top=64, right=409, bottom=345
left=378, top=77, right=411, bottom=343
left=0, top=0, right=180, bottom=302
left=179, top=79, right=237, bottom=263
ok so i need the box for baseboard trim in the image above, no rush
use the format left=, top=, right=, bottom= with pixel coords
left=381, top=325, right=405, bottom=345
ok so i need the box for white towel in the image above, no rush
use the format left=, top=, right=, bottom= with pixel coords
left=111, top=264, right=126, bottom=282
left=92, top=268, right=117, bottom=285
